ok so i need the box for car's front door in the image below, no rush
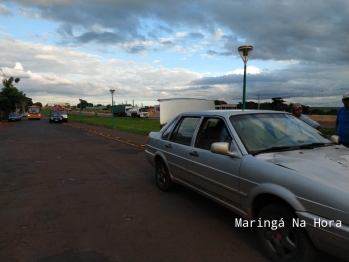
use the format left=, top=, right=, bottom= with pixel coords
left=187, top=117, right=242, bottom=207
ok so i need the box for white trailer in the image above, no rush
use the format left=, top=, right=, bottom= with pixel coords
left=127, top=107, right=149, bottom=118
left=158, top=98, right=215, bottom=125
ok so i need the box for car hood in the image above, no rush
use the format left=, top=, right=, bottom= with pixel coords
left=256, top=145, right=349, bottom=191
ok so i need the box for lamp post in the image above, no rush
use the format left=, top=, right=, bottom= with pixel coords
left=79, top=99, right=82, bottom=121
left=110, top=89, right=115, bottom=128
left=238, top=45, right=253, bottom=110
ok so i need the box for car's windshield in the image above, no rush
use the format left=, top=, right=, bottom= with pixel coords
left=9, top=113, right=18, bottom=116
left=230, top=113, right=332, bottom=154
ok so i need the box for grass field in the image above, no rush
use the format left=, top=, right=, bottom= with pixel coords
left=42, top=109, right=336, bottom=137
left=42, top=109, right=161, bottom=135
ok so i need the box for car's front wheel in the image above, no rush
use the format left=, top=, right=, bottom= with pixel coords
left=256, top=204, right=317, bottom=262
left=155, top=159, right=174, bottom=191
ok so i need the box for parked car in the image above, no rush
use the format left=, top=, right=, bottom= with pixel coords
left=58, top=110, right=68, bottom=122
left=49, top=112, right=63, bottom=123
left=21, top=112, right=28, bottom=117
left=145, top=110, right=349, bottom=262
left=8, top=113, right=22, bottom=121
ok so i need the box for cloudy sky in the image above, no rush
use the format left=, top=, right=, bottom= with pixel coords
left=0, top=0, right=348, bottom=107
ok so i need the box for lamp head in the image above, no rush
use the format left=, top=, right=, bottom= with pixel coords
left=238, top=45, right=253, bottom=64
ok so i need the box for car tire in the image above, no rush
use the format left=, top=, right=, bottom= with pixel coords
left=155, top=159, right=175, bottom=191
left=256, top=204, right=317, bottom=262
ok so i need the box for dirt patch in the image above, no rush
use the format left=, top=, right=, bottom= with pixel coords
left=308, top=115, right=336, bottom=128
left=309, top=115, right=336, bottom=123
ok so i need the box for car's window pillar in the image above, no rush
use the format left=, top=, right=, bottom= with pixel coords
left=161, top=116, right=179, bottom=140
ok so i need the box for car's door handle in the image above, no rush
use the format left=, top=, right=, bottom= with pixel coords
left=165, top=144, right=172, bottom=149
left=189, top=151, right=199, bottom=157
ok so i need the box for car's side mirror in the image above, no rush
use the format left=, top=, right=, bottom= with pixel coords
left=211, top=142, right=237, bottom=157
left=331, top=135, right=340, bottom=144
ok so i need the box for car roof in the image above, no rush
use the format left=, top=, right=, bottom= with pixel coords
left=178, top=109, right=290, bottom=117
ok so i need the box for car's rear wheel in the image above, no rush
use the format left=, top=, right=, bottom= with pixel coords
left=155, top=159, right=174, bottom=191
left=256, top=204, right=317, bottom=262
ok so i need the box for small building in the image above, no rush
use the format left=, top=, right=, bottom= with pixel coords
left=215, top=104, right=238, bottom=110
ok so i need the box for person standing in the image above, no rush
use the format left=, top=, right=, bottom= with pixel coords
left=335, top=92, right=349, bottom=147
left=292, top=103, right=321, bottom=130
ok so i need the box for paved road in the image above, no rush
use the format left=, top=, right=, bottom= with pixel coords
left=0, top=117, right=343, bottom=262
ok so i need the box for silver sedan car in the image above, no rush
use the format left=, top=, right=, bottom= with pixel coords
left=145, top=110, right=349, bottom=262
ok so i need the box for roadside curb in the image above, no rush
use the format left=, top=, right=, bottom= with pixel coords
left=66, top=122, right=146, bottom=150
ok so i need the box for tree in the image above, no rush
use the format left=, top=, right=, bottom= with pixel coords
left=77, top=100, right=89, bottom=109
left=326, top=109, right=338, bottom=115
left=214, top=100, right=227, bottom=105
left=271, top=97, right=288, bottom=111
left=0, top=78, right=25, bottom=112
left=34, top=102, right=43, bottom=107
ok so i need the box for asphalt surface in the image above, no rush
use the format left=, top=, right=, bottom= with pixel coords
left=0, top=116, right=344, bottom=262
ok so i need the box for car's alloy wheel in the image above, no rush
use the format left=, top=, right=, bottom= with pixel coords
left=155, top=159, right=174, bottom=191
left=256, top=204, right=317, bottom=262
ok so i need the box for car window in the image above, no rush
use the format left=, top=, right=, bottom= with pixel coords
left=195, top=117, right=232, bottom=150
left=169, top=117, right=200, bottom=146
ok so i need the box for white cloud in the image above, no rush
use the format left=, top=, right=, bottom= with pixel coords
left=227, top=66, right=262, bottom=75
left=176, top=32, right=187, bottom=38
left=0, top=39, right=204, bottom=105
left=212, top=29, right=224, bottom=41
left=14, top=62, right=24, bottom=70
left=0, top=4, right=12, bottom=16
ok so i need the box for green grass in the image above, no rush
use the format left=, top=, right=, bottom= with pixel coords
left=71, top=115, right=160, bottom=135
left=43, top=109, right=160, bottom=135
left=320, top=128, right=335, bottom=137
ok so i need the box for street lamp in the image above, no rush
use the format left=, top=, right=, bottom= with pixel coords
left=79, top=99, right=82, bottom=121
left=110, top=89, right=115, bottom=128
left=238, top=45, right=253, bottom=110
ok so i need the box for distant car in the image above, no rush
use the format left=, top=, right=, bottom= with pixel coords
left=8, top=113, right=21, bottom=121
left=21, top=112, right=28, bottom=117
left=145, top=110, right=349, bottom=262
left=49, top=112, right=63, bottom=123
left=58, top=110, right=68, bottom=122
